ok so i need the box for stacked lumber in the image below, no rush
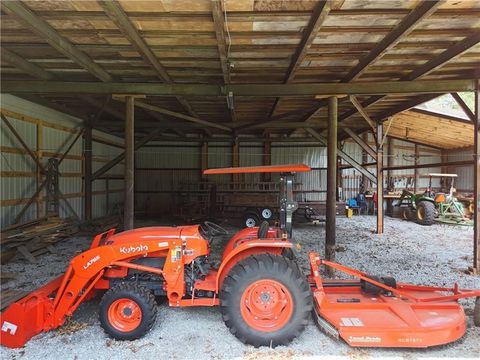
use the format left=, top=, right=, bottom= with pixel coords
left=0, top=289, right=29, bottom=311
left=87, top=215, right=122, bottom=233
left=1, top=216, right=79, bottom=264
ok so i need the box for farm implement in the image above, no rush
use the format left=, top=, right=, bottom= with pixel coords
left=397, top=173, right=473, bottom=226
left=1, top=165, right=479, bottom=349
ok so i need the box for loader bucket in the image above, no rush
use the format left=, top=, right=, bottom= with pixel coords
left=1, top=275, right=63, bottom=348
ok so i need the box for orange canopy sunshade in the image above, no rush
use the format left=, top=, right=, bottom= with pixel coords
left=203, top=164, right=311, bottom=175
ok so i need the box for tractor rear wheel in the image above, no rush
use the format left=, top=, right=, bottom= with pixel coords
left=220, top=254, right=312, bottom=347
left=416, top=201, right=435, bottom=225
left=99, top=282, right=157, bottom=340
left=474, top=297, right=480, bottom=327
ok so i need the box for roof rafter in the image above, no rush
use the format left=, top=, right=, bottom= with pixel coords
left=98, top=0, right=200, bottom=119
left=211, top=0, right=236, bottom=122
left=1, top=0, right=112, bottom=82
left=342, top=1, right=442, bottom=82
left=211, top=0, right=230, bottom=84
left=268, top=1, right=331, bottom=118
left=1, top=47, right=54, bottom=81
left=338, top=32, right=480, bottom=125
left=451, top=92, right=475, bottom=121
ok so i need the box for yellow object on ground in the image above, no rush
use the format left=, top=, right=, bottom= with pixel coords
left=346, top=208, right=353, bottom=218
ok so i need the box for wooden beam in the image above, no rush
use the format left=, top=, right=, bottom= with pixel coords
left=285, top=1, right=331, bottom=83
left=1, top=0, right=112, bottom=82
left=99, top=1, right=170, bottom=81
left=82, top=96, right=124, bottom=121
left=235, top=103, right=324, bottom=131
left=338, top=32, right=480, bottom=125
left=1, top=48, right=119, bottom=124
left=383, top=160, right=473, bottom=171
left=325, top=96, right=337, bottom=268
left=83, top=124, right=93, bottom=221
left=211, top=1, right=237, bottom=123
left=1, top=114, right=45, bottom=173
left=2, top=80, right=475, bottom=96
left=92, top=128, right=163, bottom=181
left=375, top=94, right=441, bottom=121
left=201, top=141, right=208, bottom=180
left=473, top=79, right=479, bottom=272
left=305, top=128, right=377, bottom=183
left=342, top=1, right=441, bottom=82
left=1, top=47, right=54, bottom=81
left=451, top=92, right=475, bottom=121
left=349, top=96, right=376, bottom=130
left=98, top=0, right=198, bottom=119
left=129, top=100, right=232, bottom=132
left=124, top=96, right=135, bottom=230
left=211, top=0, right=230, bottom=84
left=376, top=120, right=384, bottom=234
left=406, top=32, right=480, bottom=80
left=342, top=127, right=377, bottom=160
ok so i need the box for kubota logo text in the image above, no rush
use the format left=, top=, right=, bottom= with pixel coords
left=119, top=244, right=149, bottom=254
left=84, top=255, right=100, bottom=269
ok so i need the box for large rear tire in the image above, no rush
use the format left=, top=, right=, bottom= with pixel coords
left=474, top=297, right=480, bottom=327
left=220, top=254, right=312, bottom=347
left=99, top=282, right=157, bottom=340
left=416, top=201, right=435, bottom=225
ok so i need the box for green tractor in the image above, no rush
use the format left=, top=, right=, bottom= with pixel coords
left=397, top=173, right=472, bottom=226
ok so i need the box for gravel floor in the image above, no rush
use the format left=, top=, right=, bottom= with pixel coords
left=1, top=216, right=479, bottom=359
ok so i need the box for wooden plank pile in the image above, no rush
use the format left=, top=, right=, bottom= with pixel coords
left=0, top=289, right=29, bottom=311
left=1, top=216, right=79, bottom=264
left=85, top=215, right=122, bottom=234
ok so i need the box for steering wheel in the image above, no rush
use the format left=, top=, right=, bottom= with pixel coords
left=203, top=221, right=228, bottom=237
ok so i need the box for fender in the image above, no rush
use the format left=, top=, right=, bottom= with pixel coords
left=222, top=227, right=280, bottom=260
left=215, top=239, right=292, bottom=292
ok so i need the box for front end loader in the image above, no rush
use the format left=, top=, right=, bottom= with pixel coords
left=2, top=164, right=479, bottom=350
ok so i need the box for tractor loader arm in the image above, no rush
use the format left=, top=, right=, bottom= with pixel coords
left=0, top=236, right=175, bottom=349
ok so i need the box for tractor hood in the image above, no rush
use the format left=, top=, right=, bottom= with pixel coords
left=106, top=225, right=201, bottom=246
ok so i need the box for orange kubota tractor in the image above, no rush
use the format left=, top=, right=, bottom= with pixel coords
left=1, top=164, right=479, bottom=349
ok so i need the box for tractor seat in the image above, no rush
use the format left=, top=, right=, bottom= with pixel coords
left=435, top=193, right=446, bottom=203
left=258, top=221, right=269, bottom=238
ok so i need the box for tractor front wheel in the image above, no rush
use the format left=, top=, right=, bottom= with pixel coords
left=416, top=201, right=435, bottom=225
left=402, top=207, right=413, bottom=221
left=220, top=254, right=312, bottom=347
left=99, top=282, right=157, bottom=340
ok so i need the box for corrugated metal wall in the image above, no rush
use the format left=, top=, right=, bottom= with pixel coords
left=447, top=148, right=474, bottom=193
left=341, top=134, right=443, bottom=201
left=0, top=95, right=124, bottom=228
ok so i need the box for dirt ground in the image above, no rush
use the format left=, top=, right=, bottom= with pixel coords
left=1, top=216, right=479, bottom=359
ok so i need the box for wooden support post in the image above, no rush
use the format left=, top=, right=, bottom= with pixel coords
left=36, top=120, right=43, bottom=218
left=414, top=144, right=419, bottom=193
left=106, top=175, right=110, bottom=213
left=124, top=96, right=135, bottom=230
left=326, top=96, right=337, bottom=267
left=361, top=133, right=368, bottom=191
left=336, top=155, right=342, bottom=201
left=83, top=124, right=93, bottom=221
left=376, top=121, right=384, bottom=234
left=474, top=79, right=480, bottom=273
left=387, top=137, right=393, bottom=189
left=232, top=140, right=240, bottom=187
left=386, top=137, right=393, bottom=216
left=201, top=141, right=208, bottom=180
left=263, top=135, right=272, bottom=182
